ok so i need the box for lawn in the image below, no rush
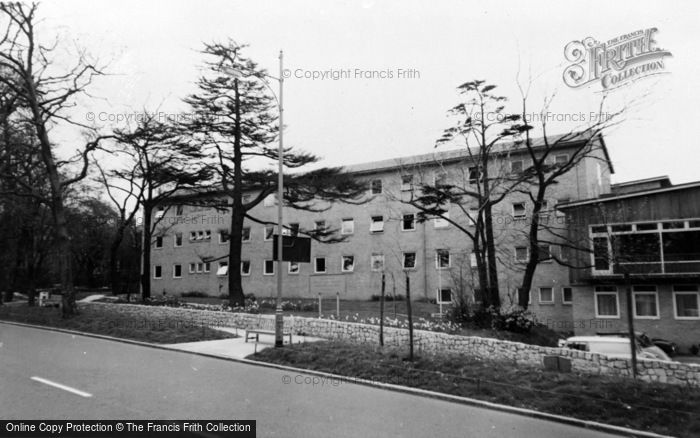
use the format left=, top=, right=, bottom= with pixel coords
left=251, top=341, right=700, bottom=438
left=0, top=303, right=236, bottom=344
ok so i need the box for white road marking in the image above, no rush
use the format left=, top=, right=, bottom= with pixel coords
left=30, top=376, right=93, bottom=398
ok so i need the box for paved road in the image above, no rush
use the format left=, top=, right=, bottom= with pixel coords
left=0, top=323, right=620, bottom=438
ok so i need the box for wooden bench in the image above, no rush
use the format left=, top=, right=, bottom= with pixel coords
left=245, top=329, right=292, bottom=353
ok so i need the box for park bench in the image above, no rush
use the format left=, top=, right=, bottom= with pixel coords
left=244, top=316, right=292, bottom=352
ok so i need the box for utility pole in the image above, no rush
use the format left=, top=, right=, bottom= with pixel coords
left=275, top=50, right=285, bottom=348
left=624, top=272, right=638, bottom=379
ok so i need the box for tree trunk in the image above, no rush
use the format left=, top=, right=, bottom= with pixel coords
left=518, top=190, right=545, bottom=309
left=109, top=223, right=128, bottom=294
left=227, top=78, right=246, bottom=307
left=55, top=203, right=77, bottom=316
left=140, top=206, right=152, bottom=300
left=483, top=201, right=501, bottom=308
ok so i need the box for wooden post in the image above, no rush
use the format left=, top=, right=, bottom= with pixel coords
left=336, top=291, right=340, bottom=318
left=406, top=273, right=414, bottom=361
left=318, top=292, right=322, bottom=318
left=380, top=273, right=385, bottom=346
left=624, top=272, right=638, bottom=379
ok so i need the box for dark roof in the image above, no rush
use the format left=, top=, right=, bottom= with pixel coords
left=558, top=180, right=700, bottom=209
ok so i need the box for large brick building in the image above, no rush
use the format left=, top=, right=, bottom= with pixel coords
left=149, top=134, right=611, bottom=321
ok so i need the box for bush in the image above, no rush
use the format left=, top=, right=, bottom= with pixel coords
left=369, top=294, right=405, bottom=302
left=181, top=291, right=209, bottom=298
left=691, top=344, right=699, bottom=356
left=446, top=303, right=538, bottom=334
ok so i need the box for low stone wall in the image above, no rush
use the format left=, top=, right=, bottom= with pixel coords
left=84, top=302, right=700, bottom=387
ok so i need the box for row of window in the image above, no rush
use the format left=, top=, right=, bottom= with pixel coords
left=152, top=249, right=455, bottom=280
left=154, top=214, right=455, bottom=249
left=593, top=285, right=700, bottom=319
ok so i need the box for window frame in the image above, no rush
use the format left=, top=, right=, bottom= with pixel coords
left=673, top=285, right=700, bottom=320
left=288, top=261, right=300, bottom=275
left=402, top=213, right=416, bottom=231
left=174, top=233, right=183, bottom=248
left=435, top=249, right=451, bottom=269
left=263, top=260, right=275, bottom=276
left=153, top=265, right=162, bottom=279
left=512, top=202, right=526, bottom=219
left=632, top=286, right=660, bottom=319
left=154, top=235, right=163, bottom=249
left=433, top=211, right=449, bottom=229
left=594, top=287, right=620, bottom=319
left=370, top=254, right=385, bottom=272
left=314, top=257, right=327, bottom=274
left=341, top=255, right=355, bottom=273
left=341, top=218, right=354, bottom=235
left=264, top=226, right=275, bottom=241
left=538, top=287, right=554, bottom=304
left=217, top=261, right=229, bottom=277
left=370, top=215, right=384, bottom=233
left=241, top=227, right=251, bottom=242
left=369, top=179, right=383, bottom=195
left=514, top=246, right=529, bottom=263
left=436, top=288, right=453, bottom=304
left=401, top=174, right=413, bottom=191
left=402, top=252, right=417, bottom=270
left=240, top=260, right=251, bottom=276
left=173, top=264, right=182, bottom=279
left=562, top=287, right=573, bottom=305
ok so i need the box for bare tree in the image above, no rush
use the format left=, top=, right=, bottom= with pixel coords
left=0, top=3, right=116, bottom=315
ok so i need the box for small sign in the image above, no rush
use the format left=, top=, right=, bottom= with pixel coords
left=272, top=235, right=311, bottom=263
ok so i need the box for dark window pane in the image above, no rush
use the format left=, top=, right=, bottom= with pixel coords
left=614, top=233, right=661, bottom=263
left=593, top=237, right=609, bottom=270
left=591, top=226, right=607, bottom=233
left=663, top=231, right=700, bottom=261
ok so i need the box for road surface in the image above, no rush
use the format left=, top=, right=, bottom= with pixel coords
left=0, top=322, right=620, bottom=438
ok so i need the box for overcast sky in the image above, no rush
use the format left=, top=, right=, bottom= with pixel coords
left=39, top=0, right=700, bottom=184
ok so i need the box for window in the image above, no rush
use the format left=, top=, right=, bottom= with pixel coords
left=264, top=260, right=275, bottom=275
left=562, top=287, right=573, bottom=304
left=437, top=288, right=452, bottom=304
left=539, top=287, right=554, bottom=304
left=219, top=230, right=230, bottom=244
left=401, top=174, right=413, bottom=191
left=467, top=207, right=478, bottom=227
left=663, top=221, right=685, bottom=230
left=196, top=230, right=204, bottom=240
left=189, top=263, right=196, bottom=274
left=189, top=231, right=197, bottom=241
left=263, top=194, right=276, bottom=207
left=515, top=246, right=528, bottom=262
left=241, top=227, right=251, bottom=242
left=174, top=233, right=182, bottom=247
left=314, top=220, right=325, bottom=231
left=315, top=257, right=326, bottom=273
left=173, top=264, right=182, bottom=279
left=153, top=265, right=162, bottom=279
left=470, top=251, right=478, bottom=268
left=155, top=206, right=165, bottom=218
left=264, top=226, right=275, bottom=241
left=555, top=199, right=569, bottom=217
left=341, top=218, right=354, bottom=235
left=371, top=254, right=385, bottom=272
left=636, top=222, right=658, bottom=231
left=436, top=249, right=450, bottom=269
left=594, top=286, right=619, bottom=318
left=196, top=263, right=203, bottom=273
left=288, top=223, right=299, bottom=237
left=512, top=203, right=526, bottom=219
left=468, top=166, right=481, bottom=184
left=434, top=211, right=449, bottom=228
left=403, top=252, right=416, bottom=269
left=510, top=160, right=523, bottom=173
left=537, top=244, right=552, bottom=262
left=370, top=179, right=383, bottom=195
left=370, top=216, right=384, bottom=233
left=560, top=245, right=571, bottom=262
left=633, top=285, right=659, bottom=319
left=217, top=261, right=229, bottom=276
left=402, top=214, right=416, bottom=231
left=204, top=262, right=210, bottom=273
left=288, top=261, right=300, bottom=274
left=673, top=285, right=699, bottom=319
left=176, top=205, right=184, bottom=216
left=592, top=237, right=610, bottom=271
left=342, top=255, right=355, bottom=272
left=155, top=236, right=163, bottom=249
left=241, top=260, right=251, bottom=276
left=205, top=230, right=211, bottom=240
left=555, top=154, right=569, bottom=166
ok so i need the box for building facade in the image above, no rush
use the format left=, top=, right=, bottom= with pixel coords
left=149, top=134, right=612, bottom=325
left=560, top=179, right=700, bottom=351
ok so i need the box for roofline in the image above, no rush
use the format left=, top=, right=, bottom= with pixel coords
left=344, top=132, right=613, bottom=176
left=611, top=175, right=670, bottom=187
left=559, top=180, right=700, bottom=209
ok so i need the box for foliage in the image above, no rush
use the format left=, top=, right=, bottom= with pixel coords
left=369, top=294, right=405, bottom=301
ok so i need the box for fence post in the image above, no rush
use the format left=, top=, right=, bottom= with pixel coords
left=336, top=291, right=340, bottom=318
left=406, top=272, right=414, bottom=361
left=318, top=292, right=322, bottom=318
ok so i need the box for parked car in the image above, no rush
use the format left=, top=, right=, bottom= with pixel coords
left=597, top=331, right=677, bottom=357
left=562, top=336, right=666, bottom=361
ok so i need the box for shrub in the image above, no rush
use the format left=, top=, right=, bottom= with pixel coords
left=181, top=291, right=209, bottom=298
left=369, top=294, right=405, bottom=302
left=691, top=344, right=699, bottom=356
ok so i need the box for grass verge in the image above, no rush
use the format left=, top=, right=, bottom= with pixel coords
left=0, top=303, right=236, bottom=344
left=251, top=341, right=700, bottom=438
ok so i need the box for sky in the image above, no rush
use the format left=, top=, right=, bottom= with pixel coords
left=37, top=0, right=700, bottom=184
